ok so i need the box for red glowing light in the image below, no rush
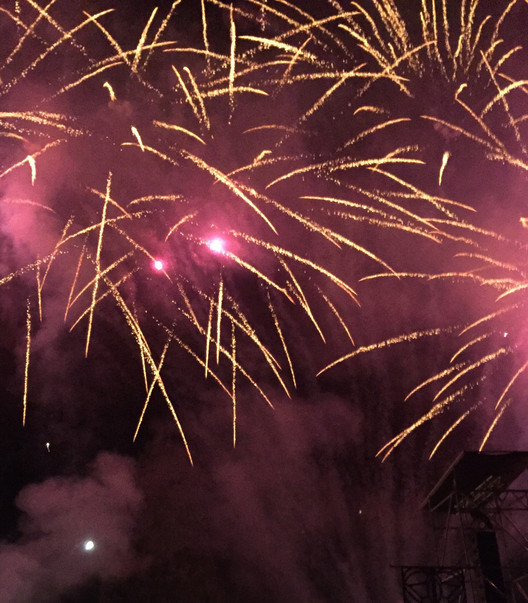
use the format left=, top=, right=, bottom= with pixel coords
left=153, top=259, right=164, bottom=271
left=207, top=237, right=225, bottom=254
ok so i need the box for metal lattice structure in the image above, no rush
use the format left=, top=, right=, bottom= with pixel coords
left=400, top=452, right=528, bottom=603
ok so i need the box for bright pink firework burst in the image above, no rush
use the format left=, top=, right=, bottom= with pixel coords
left=207, top=237, right=226, bottom=254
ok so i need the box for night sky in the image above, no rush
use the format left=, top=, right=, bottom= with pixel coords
left=1, top=1, right=528, bottom=601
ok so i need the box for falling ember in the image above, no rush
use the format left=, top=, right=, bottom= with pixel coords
left=207, top=237, right=226, bottom=254
left=26, top=155, right=36, bottom=185
left=131, top=126, right=145, bottom=151
left=153, top=259, right=164, bottom=271
left=103, top=81, right=116, bottom=101
left=438, top=151, right=450, bottom=185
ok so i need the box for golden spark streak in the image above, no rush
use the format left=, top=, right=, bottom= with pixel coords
left=0, top=140, right=64, bottom=182
left=67, top=253, right=133, bottom=317
left=172, top=66, right=202, bottom=125
left=280, top=38, right=312, bottom=87
left=183, top=67, right=211, bottom=131
left=224, top=251, right=290, bottom=298
left=454, top=87, right=509, bottom=152
left=300, top=195, right=440, bottom=242
left=54, top=60, right=121, bottom=97
left=450, top=333, right=492, bottom=364
left=4, top=9, right=114, bottom=94
left=318, top=289, right=355, bottom=345
left=165, top=212, right=197, bottom=241
left=23, top=299, right=31, bottom=426
left=273, top=201, right=397, bottom=275
left=267, top=292, right=296, bottom=388
left=186, top=285, right=283, bottom=378
left=281, top=260, right=325, bottom=342
left=495, top=360, right=528, bottom=410
left=370, top=167, right=475, bottom=214
left=405, top=362, right=466, bottom=401
left=496, top=282, right=528, bottom=302
left=240, top=35, right=317, bottom=62
left=216, top=277, right=224, bottom=364
left=3, top=199, right=52, bottom=214
left=135, top=306, right=149, bottom=393
left=229, top=3, right=236, bottom=113
left=104, top=276, right=193, bottom=463
left=128, top=194, right=184, bottom=207
left=0, top=1, right=48, bottom=74
left=205, top=299, right=214, bottom=377
left=459, top=306, right=514, bottom=336
left=223, top=296, right=289, bottom=396
left=68, top=271, right=135, bottom=333
left=0, top=256, right=53, bottom=289
left=421, top=115, right=498, bottom=154
left=134, top=336, right=171, bottom=442
left=187, top=308, right=275, bottom=408
left=243, top=124, right=300, bottom=134
left=0, top=110, right=70, bottom=129
left=235, top=234, right=357, bottom=300
left=65, top=244, right=86, bottom=321
left=35, top=262, right=43, bottom=322
left=200, top=0, right=210, bottom=66
left=84, top=187, right=131, bottom=218
left=429, top=402, right=482, bottom=460
left=479, top=399, right=513, bottom=452
left=23, top=0, right=90, bottom=59
left=121, top=142, right=180, bottom=167
left=132, top=7, right=158, bottom=72
left=36, top=219, right=74, bottom=320
left=378, top=382, right=477, bottom=461
left=232, top=321, right=237, bottom=448
left=345, top=118, right=412, bottom=148
left=266, top=154, right=423, bottom=189
left=317, top=328, right=444, bottom=376
left=144, top=1, right=182, bottom=68
left=176, top=282, right=199, bottom=328
left=432, top=348, right=509, bottom=402
left=154, top=120, right=206, bottom=144
left=182, top=151, right=277, bottom=234
left=201, top=86, right=269, bottom=98
left=85, top=172, right=111, bottom=357
left=173, top=333, right=232, bottom=398
left=481, top=75, right=528, bottom=123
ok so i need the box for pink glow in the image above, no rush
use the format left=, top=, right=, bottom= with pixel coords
left=153, top=259, right=164, bottom=271
left=207, top=237, right=226, bottom=254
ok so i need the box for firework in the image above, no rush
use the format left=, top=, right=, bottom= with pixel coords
left=4, top=1, right=521, bottom=461
left=303, top=0, right=528, bottom=457
left=0, top=0, right=452, bottom=461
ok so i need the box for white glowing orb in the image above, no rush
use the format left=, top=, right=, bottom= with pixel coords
left=207, top=237, right=225, bottom=254
left=83, top=540, right=95, bottom=552
left=153, top=259, right=164, bottom=271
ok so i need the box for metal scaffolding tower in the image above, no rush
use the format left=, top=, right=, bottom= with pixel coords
left=400, top=451, right=528, bottom=603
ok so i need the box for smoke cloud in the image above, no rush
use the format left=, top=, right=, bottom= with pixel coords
left=0, top=452, right=142, bottom=603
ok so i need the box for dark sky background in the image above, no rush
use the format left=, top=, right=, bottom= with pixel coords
left=1, top=1, right=528, bottom=601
